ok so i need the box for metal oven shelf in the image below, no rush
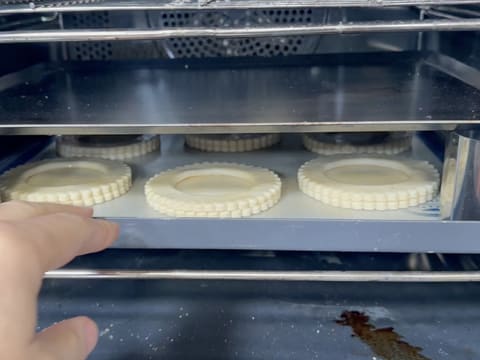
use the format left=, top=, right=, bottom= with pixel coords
left=1, top=0, right=480, bottom=14
left=3, top=18, right=480, bottom=43
left=1, top=52, right=480, bottom=134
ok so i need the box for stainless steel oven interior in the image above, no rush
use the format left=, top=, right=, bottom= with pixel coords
left=3, top=2, right=480, bottom=359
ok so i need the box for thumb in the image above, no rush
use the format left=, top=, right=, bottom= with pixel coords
left=34, top=316, right=99, bottom=360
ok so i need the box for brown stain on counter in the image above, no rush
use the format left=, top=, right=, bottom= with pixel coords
left=336, top=311, right=431, bottom=360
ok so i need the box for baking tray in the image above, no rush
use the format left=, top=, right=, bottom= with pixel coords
left=36, top=134, right=442, bottom=221
left=1, top=52, right=480, bottom=134
left=21, top=133, right=480, bottom=254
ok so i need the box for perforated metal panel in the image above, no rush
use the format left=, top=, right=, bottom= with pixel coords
left=63, top=11, right=164, bottom=60
left=158, top=9, right=319, bottom=58
left=61, top=8, right=419, bottom=60
left=62, top=9, right=323, bottom=59
left=64, top=12, right=113, bottom=60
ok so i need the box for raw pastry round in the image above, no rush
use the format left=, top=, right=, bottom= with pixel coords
left=302, top=132, right=411, bottom=155
left=145, top=162, right=281, bottom=217
left=298, top=157, right=439, bottom=210
left=57, top=135, right=160, bottom=160
left=0, top=158, right=132, bottom=206
left=185, top=133, right=280, bottom=152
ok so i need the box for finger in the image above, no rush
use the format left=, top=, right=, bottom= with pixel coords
left=14, top=213, right=119, bottom=274
left=0, top=200, right=93, bottom=221
left=33, top=316, right=98, bottom=360
left=0, top=214, right=117, bottom=346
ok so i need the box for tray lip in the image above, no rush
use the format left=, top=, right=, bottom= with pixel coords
left=111, top=216, right=480, bottom=253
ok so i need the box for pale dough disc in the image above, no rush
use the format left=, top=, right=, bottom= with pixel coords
left=298, top=157, right=439, bottom=210
left=0, top=158, right=132, bottom=206
left=302, top=132, right=411, bottom=155
left=185, top=134, right=280, bottom=152
left=145, top=162, right=281, bottom=218
left=57, top=135, right=160, bottom=160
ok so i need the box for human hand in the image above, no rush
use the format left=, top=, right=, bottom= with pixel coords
left=0, top=201, right=118, bottom=360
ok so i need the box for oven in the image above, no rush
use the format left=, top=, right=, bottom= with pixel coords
left=1, top=1, right=480, bottom=358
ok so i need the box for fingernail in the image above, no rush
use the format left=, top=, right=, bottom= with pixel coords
left=109, top=222, right=120, bottom=242
left=80, top=206, right=94, bottom=216
left=95, top=220, right=119, bottom=247
left=81, top=317, right=99, bottom=354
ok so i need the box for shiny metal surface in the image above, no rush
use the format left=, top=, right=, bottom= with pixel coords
left=39, top=277, right=480, bottom=360
left=0, top=13, right=58, bottom=31
left=44, top=269, right=480, bottom=281
left=1, top=52, right=480, bottom=134
left=33, top=253, right=480, bottom=359
left=308, top=132, right=391, bottom=145
left=2, top=18, right=480, bottom=43
left=61, top=7, right=419, bottom=60
left=440, top=131, right=459, bottom=219
left=431, top=5, right=480, bottom=17
left=441, top=129, right=480, bottom=220
left=1, top=0, right=480, bottom=14
left=41, top=249, right=480, bottom=280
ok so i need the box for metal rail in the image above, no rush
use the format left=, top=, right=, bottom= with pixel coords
left=422, top=8, right=461, bottom=19
left=0, top=13, right=58, bottom=31
left=1, top=0, right=480, bottom=14
left=430, top=5, right=480, bottom=17
left=1, top=18, right=480, bottom=43
left=45, top=269, right=480, bottom=282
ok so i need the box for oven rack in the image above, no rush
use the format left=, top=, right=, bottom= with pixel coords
left=2, top=2, right=480, bottom=43
left=1, top=0, right=480, bottom=14
left=1, top=17, right=480, bottom=43
left=42, top=250, right=480, bottom=281
left=44, top=269, right=480, bottom=281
